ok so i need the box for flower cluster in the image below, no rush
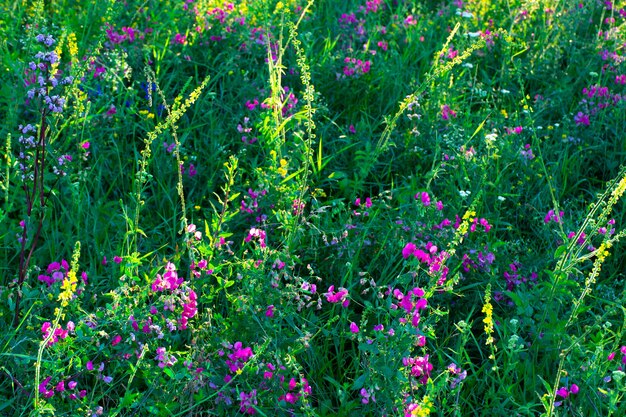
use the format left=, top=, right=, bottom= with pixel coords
left=402, top=355, right=433, bottom=385
left=324, top=285, right=350, bottom=307
left=41, top=321, right=74, bottom=346
left=39, top=376, right=85, bottom=400
left=156, top=346, right=178, bottom=368
left=25, top=34, right=73, bottom=112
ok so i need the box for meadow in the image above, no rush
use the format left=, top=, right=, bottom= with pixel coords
left=1, top=0, right=626, bottom=415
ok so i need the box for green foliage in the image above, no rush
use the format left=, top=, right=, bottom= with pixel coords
left=1, top=0, right=626, bottom=416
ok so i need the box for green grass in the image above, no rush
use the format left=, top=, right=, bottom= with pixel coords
left=1, top=0, right=626, bottom=415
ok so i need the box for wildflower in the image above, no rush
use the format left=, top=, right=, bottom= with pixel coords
left=574, top=112, right=590, bottom=126
left=360, top=387, right=376, bottom=404
left=402, top=242, right=417, bottom=259
left=482, top=285, right=495, bottom=345
left=403, top=355, right=432, bottom=384
left=404, top=15, right=418, bottom=26
left=556, top=384, right=579, bottom=399
left=349, top=322, right=359, bottom=333
left=111, top=335, right=122, bottom=346
left=58, top=269, right=78, bottom=307
left=544, top=209, right=564, bottom=224
left=324, top=285, right=350, bottom=307
left=441, top=105, right=457, bottom=120
left=39, top=376, right=54, bottom=398
left=418, top=191, right=431, bottom=206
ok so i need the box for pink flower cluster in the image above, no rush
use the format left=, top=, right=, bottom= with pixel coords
left=402, top=354, right=432, bottom=384
left=544, top=209, right=564, bottom=224
left=41, top=321, right=74, bottom=346
left=39, top=376, right=85, bottom=400
left=180, top=289, right=197, bottom=329
left=245, top=227, right=267, bottom=249
left=441, top=104, right=457, bottom=120
left=353, top=196, right=372, bottom=216
left=105, top=25, right=144, bottom=45
left=278, top=377, right=312, bottom=404
left=240, top=188, right=267, bottom=216
left=324, top=285, right=350, bottom=307
left=151, top=262, right=183, bottom=292
left=342, top=57, right=372, bottom=77
left=392, top=287, right=428, bottom=331
left=156, top=346, right=178, bottom=368
left=402, top=242, right=450, bottom=285
left=221, top=342, right=254, bottom=382
left=414, top=191, right=444, bottom=210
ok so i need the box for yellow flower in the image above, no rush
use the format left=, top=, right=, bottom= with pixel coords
left=411, top=396, right=433, bottom=416
left=482, top=284, right=494, bottom=345
left=277, top=158, right=288, bottom=177
left=58, top=270, right=78, bottom=307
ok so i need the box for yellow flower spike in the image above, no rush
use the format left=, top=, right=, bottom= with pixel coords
left=482, top=284, right=495, bottom=345
left=58, top=242, right=81, bottom=308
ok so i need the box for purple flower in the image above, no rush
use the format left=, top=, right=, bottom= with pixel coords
left=349, top=322, right=359, bottom=333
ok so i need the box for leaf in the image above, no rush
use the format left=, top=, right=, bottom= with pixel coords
left=163, top=367, right=175, bottom=379
left=352, top=373, right=367, bottom=390
left=120, top=390, right=139, bottom=408
left=554, top=245, right=567, bottom=259
left=358, top=342, right=380, bottom=354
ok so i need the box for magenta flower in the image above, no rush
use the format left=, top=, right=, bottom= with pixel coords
left=324, top=285, right=350, bottom=307
left=441, top=104, right=457, bottom=120
left=574, top=112, right=590, bottom=126
left=39, top=376, right=54, bottom=398
left=402, top=242, right=417, bottom=259
left=173, top=33, right=187, bottom=45
left=349, top=322, right=359, bottom=333
left=111, top=334, right=122, bottom=346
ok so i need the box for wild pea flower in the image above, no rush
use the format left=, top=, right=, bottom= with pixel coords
left=341, top=57, right=372, bottom=78
left=172, top=33, right=187, bottom=45
left=520, top=144, right=534, bottom=160
left=152, top=262, right=182, bottom=292
left=239, top=389, right=258, bottom=414
left=180, top=289, right=197, bottom=329
left=225, top=342, right=254, bottom=373
left=441, top=105, right=457, bottom=120
left=41, top=321, right=70, bottom=346
left=111, top=335, right=122, bottom=346
left=360, top=387, right=376, bottom=404
left=448, top=363, right=467, bottom=388
left=574, top=112, right=590, bottom=126
left=415, top=191, right=431, bottom=206
left=404, top=15, right=418, bottom=26
left=402, top=355, right=433, bottom=384
left=544, top=209, right=564, bottom=224
left=244, top=228, right=267, bottom=248
left=156, top=347, right=177, bottom=368
left=555, top=384, right=579, bottom=405
left=349, top=322, right=359, bottom=333
left=245, top=98, right=259, bottom=110
left=325, top=285, right=350, bottom=307
left=39, top=376, right=55, bottom=398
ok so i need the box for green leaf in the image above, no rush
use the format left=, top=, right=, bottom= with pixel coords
left=554, top=245, right=567, bottom=259
left=163, top=367, right=175, bottom=379
left=352, top=373, right=367, bottom=390
left=120, top=390, right=139, bottom=408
